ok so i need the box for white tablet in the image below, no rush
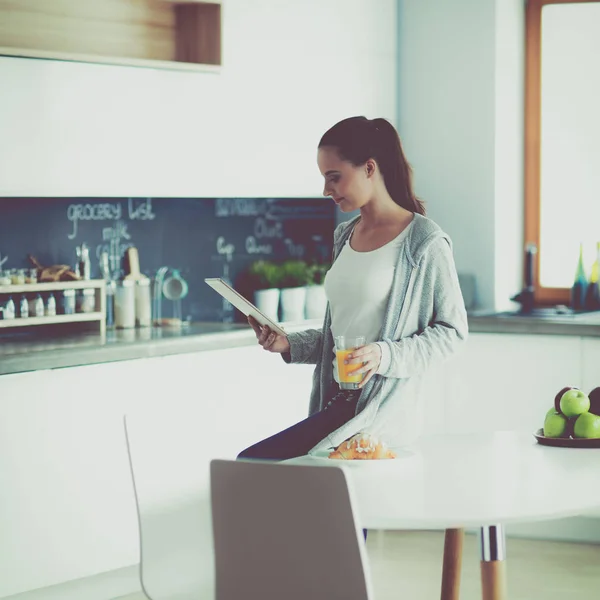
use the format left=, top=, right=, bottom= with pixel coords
left=204, top=278, right=287, bottom=336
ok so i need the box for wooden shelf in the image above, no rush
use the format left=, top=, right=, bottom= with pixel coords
left=0, top=280, right=106, bottom=334
left=0, top=312, right=103, bottom=329
left=0, top=47, right=222, bottom=73
left=0, top=0, right=222, bottom=71
left=0, top=280, right=105, bottom=295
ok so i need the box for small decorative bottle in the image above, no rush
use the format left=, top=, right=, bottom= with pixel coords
left=571, top=242, right=588, bottom=311
left=585, top=242, right=600, bottom=311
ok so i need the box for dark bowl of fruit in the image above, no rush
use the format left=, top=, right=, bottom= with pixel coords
left=535, top=387, right=600, bottom=448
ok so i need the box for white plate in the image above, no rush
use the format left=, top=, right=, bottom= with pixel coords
left=308, top=448, right=413, bottom=466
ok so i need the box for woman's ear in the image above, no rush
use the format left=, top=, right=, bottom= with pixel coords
left=365, top=159, right=377, bottom=178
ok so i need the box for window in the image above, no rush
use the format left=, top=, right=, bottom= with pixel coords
left=525, top=0, right=600, bottom=305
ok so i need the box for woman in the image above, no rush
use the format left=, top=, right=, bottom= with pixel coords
left=238, top=116, right=468, bottom=461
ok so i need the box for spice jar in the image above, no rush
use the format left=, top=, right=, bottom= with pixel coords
left=11, top=269, right=25, bottom=285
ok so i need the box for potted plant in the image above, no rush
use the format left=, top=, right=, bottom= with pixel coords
left=279, top=260, right=310, bottom=322
left=246, top=260, right=282, bottom=322
left=305, top=263, right=329, bottom=320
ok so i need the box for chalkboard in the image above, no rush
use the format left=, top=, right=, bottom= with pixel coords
left=0, top=197, right=335, bottom=323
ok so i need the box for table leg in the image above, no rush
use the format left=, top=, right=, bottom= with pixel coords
left=480, top=525, right=507, bottom=600
left=441, top=528, right=464, bottom=600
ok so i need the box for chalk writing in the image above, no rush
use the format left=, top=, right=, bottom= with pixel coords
left=128, top=198, right=156, bottom=221
left=246, top=236, right=273, bottom=255
left=266, top=200, right=330, bottom=220
left=215, top=198, right=268, bottom=218
left=95, top=220, right=133, bottom=276
left=0, top=252, right=7, bottom=269
left=254, top=217, right=283, bottom=239
left=216, top=236, right=235, bottom=262
left=284, top=238, right=305, bottom=258
left=67, top=202, right=122, bottom=239
left=67, top=198, right=155, bottom=240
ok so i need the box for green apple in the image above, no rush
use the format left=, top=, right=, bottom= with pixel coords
left=574, top=412, right=600, bottom=439
left=543, top=410, right=567, bottom=438
left=554, top=386, right=577, bottom=413
left=559, top=389, right=590, bottom=418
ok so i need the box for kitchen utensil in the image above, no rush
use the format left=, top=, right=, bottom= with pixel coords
left=162, top=269, right=188, bottom=300
left=99, top=251, right=111, bottom=281
left=76, top=243, right=91, bottom=280
left=124, top=247, right=148, bottom=282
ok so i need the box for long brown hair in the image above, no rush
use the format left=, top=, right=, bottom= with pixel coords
left=318, top=116, right=425, bottom=215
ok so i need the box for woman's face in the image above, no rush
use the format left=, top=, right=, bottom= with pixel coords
left=317, top=146, right=373, bottom=212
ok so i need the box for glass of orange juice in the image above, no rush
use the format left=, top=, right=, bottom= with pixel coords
left=334, top=335, right=366, bottom=390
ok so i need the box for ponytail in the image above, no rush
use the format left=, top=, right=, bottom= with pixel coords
left=318, top=116, right=425, bottom=215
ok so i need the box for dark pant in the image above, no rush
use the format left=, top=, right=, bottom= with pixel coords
left=237, top=387, right=368, bottom=540
left=237, top=387, right=359, bottom=461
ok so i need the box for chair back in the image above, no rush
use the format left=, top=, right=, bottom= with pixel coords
left=124, top=413, right=215, bottom=600
left=210, top=459, right=374, bottom=600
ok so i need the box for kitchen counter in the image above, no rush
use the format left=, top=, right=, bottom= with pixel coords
left=2, top=312, right=600, bottom=376
left=468, top=310, right=600, bottom=336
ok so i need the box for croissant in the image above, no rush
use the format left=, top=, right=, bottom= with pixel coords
left=328, top=433, right=397, bottom=460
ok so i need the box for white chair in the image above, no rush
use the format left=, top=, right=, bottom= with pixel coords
left=124, top=414, right=216, bottom=600
left=210, top=459, right=375, bottom=600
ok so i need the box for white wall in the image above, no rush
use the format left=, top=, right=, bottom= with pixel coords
left=0, top=0, right=397, bottom=198
left=397, top=0, right=525, bottom=311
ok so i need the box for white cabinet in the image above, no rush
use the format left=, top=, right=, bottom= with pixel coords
left=579, top=337, right=600, bottom=518
left=440, top=334, right=582, bottom=435
left=1, top=333, right=597, bottom=598
left=0, top=348, right=315, bottom=599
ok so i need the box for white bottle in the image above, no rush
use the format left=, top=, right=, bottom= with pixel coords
left=19, top=295, right=28, bottom=318
left=34, top=294, right=44, bottom=317
left=4, top=296, right=15, bottom=319
left=46, top=293, right=56, bottom=317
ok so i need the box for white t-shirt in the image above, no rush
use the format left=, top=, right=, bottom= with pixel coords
left=324, top=221, right=413, bottom=381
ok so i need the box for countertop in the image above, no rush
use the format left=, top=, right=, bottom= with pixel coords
left=1, top=311, right=600, bottom=377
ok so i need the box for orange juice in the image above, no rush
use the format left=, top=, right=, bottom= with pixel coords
left=336, top=349, right=363, bottom=384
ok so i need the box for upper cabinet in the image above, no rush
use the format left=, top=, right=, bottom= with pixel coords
left=0, top=0, right=222, bottom=72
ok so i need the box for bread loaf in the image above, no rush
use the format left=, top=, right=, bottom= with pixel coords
left=328, top=433, right=396, bottom=460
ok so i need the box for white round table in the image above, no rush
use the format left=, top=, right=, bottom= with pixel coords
left=291, top=430, right=600, bottom=600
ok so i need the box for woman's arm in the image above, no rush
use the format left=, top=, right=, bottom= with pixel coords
left=248, top=316, right=324, bottom=365
left=282, top=329, right=324, bottom=365
left=375, top=237, right=468, bottom=378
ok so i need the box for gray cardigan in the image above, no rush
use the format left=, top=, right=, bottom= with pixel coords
left=285, top=213, right=468, bottom=453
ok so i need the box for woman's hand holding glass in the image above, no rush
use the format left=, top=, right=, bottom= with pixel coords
left=344, top=343, right=382, bottom=388
left=248, top=315, right=291, bottom=354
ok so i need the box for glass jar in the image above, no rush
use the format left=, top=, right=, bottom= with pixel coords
left=10, top=269, right=22, bottom=285
left=0, top=270, right=11, bottom=286
left=26, top=268, right=38, bottom=284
